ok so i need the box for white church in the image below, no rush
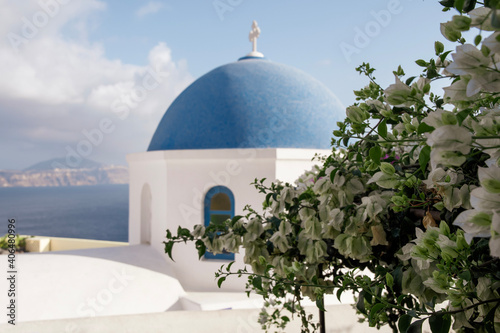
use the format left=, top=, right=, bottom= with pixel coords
left=1, top=23, right=392, bottom=332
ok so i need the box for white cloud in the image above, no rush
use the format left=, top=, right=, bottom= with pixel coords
left=136, top=1, right=163, bottom=18
left=0, top=0, right=193, bottom=169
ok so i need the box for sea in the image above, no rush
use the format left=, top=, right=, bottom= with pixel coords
left=0, top=184, right=128, bottom=242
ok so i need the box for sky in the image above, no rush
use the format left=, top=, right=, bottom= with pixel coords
left=0, top=0, right=457, bottom=170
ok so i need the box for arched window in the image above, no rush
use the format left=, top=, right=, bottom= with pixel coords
left=204, top=186, right=235, bottom=260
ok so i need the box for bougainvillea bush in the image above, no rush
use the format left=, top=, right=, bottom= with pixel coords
left=165, top=1, right=500, bottom=332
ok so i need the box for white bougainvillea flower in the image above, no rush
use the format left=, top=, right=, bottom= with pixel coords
left=430, top=149, right=467, bottom=169
left=483, top=31, right=500, bottom=55
left=304, top=239, right=326, bottom=263
left=425, top=125, right=472, bottom=154
left=295, top=166, right=319, bottom=189
left=469, top=7, right=496, bottom=31
left=445, top=44, right=500, bottom=96
left=346, top=105, right=369, bottom=124
left=478, top=166, right=500, bottom=194
left=412, top=76, right=430, bottom=92
left=384, top=75, right=412, bottom=106
left=366, top=99, right=392, bottom=117
left=192, top=224, right=205, bottom=238
left=459, top=184, right=474, bottom=210
left=360, top=194, right=387, bottom=222
left=490, top=211, right=500, bottom=257
left=346, top=178, right=365, bottom=195
left=243, top=217, right=264, bottom=242
left=397, top=242, right=415, bottom=261
left=436, top=57, right=452, bottom=76
left=436, top=234, right=459, bottom=259
left=270, top=197, right=285, bottom=217
left=423, top=167, right=463, bottom=189
left=442, top=186, right=465, bottom=211
left=313, top=177, right=331, bottom=195
left=454, top=209, right=492, bottom=242
left=446, top=44, right=490, bottom=77
left=484, top=147, right=500, bottom=167
left=443, top=77, right=475, bottom=102
left=326, top=208, right=345, bottom=232
left=279, top=187, right=296, bottom=206
left=423, top=270, right=451, bottom=294
left=303, top=215, right=323, bottom=240
left=466, top=71, right=500, bottom=96
left=221, top=233, right=242, bottom=253
left=423, top=109, right=456, bottom=128
left=472, top=110, right=500, bottom=166
left=470, top=187, right=500, bottom=211
left=269, top=221, right=291, bottom=253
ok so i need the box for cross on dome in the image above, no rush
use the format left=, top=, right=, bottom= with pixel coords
left=246, top=20, right=264, bottom=58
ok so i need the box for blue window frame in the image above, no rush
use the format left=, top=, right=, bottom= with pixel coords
left=204, top=186, right=235, bottom=260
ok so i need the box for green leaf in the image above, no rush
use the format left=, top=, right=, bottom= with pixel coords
left=417, top=122, right=434, bottom=134
left=265, top=192, right=273, bottom=205
left=456, top=109, right=472, bottom=125
left=386, top=272, right=394, bottom=289
left=474, top=34, right=482, bottom=46
left=440, top=51, right=452, bottom=63
left=252, top=276, right=263, bottom=291
left=369, top=146, right=382, bottom=165
left=439, top=0, right=455, bottom=7
left=178, top=227, right=192, bottom=238
left=226, top=261, right=234, bottom=272
left=407, top=318, right=425, bottom=333
left=455, top=0, right=465, bottom=11
left=435, top=41, right=445, bottom=54
left=419, top=146, right=431, bottom=173
left=330, top=168, right=339, bottom=183
left=405, top=76, right=416, bottom=85
left=356, top=290, right=366, bottom=314
left=393, top=266, right=403, bottom=293
left=378, top=119, right=388, bottom=138
left=458, top=270, right=471, bottom=281
left=415, top=59, right=427, bottom=67
left=398, top=314, right=412, bottom=333
left=217, top=276, right=226, bottom=288
left=369, top=303, right=385, bottom=323
left=195, top=239, right=206, bottom=259
left=337, top=288, right=344, bottom=302
left=164, top=241, right=175, bottom=261
left=316, top=296, right=326, bottom=312
left=429, top=314, right=451, bottom=333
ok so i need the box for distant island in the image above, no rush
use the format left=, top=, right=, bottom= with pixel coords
left=0, top=158, right=128, bottom=187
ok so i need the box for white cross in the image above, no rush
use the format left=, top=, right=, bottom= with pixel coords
left=248, top=20, right=261, bottom=53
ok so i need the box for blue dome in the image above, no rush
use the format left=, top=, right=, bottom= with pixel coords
left=148, top=58, right=343, bottom=151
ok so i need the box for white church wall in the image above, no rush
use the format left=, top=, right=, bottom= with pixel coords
left=127, top=151, right=168, bottom=247
left=275, top=148, right=330, bottom=183
left=163, top=149, right=278, bottom=292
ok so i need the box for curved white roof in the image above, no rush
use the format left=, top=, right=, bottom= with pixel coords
left=2, top=245, right=184, bottom=323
